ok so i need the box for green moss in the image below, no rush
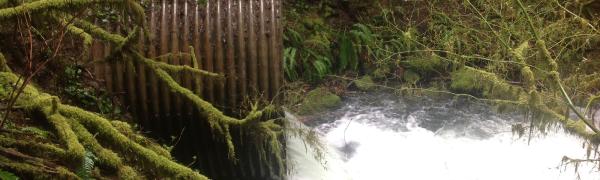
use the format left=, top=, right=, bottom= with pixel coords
left=74, top=19, right=284, bottom=170
left=20, top=127, right=52, bottom=138
left=0, top=71, right=206, bottom=179
left=302, top=14, right=325, bottom=30
left=152, top=60, right=221, bottom=78
left=64, top=22, right=92, bottom=48
left=403, top=53, right=447, bottom=74
left=403, top=70, right=421, bottom=84
left=450, top=67, right=523, bottom=101
left=372, top=66, right=390, bottom=79
left=0, top=135, right=67, bottom=161
left=0, top=52, right=9, bottom=72
left=297, top=88, right=342, bottom=115
left=73, top=18, right=125, bottom=44
left=565, top=120, right=588, bottom=135
left=70, top=120, right=140, bottom=179
left=538, top=106, right=597, bottom=139
left=0, top=155, right=78, bottom=180
left=41, top=106, right=86, bottom=163
left=353, top=75, right=375, bottom=91
left=111, top=121, right=172, bottom=159
left=0, top=78, right=87, bottom=162
left=59, top=105, right=207, bottom=179
left=0, top=0, right=121, bottom=20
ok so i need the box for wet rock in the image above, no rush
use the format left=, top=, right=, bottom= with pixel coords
left=297, top=88, right=342, bottom=116
left=353, top=75, right=375, bottom=91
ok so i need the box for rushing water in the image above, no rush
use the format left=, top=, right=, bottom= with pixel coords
left=287, top=92, right=600, bottom=180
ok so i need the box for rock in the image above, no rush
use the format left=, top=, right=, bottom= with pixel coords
left=353, top=75, right=375, bottom=91
left=403, top=69, right=421, bottom=84
left=297, top=88, right=342, bottom=115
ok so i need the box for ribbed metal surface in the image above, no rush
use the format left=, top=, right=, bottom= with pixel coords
left=89, top=0, right=284, bottom=179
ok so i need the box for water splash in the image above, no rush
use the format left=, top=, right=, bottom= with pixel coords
left=287, top=93, right=600, bottom=180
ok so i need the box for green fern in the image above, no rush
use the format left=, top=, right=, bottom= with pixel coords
left=284, top=47, right=299, bottom=80
left=350, top=23, right=375, bottom=53
left=0, top=169, right=18, bottom=180
left=76, top=151, right=96, bottom=180
left=338, top=35, right=358, bottom=72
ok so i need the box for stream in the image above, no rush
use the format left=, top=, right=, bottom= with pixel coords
left=286, top=92, right=600, bottom=180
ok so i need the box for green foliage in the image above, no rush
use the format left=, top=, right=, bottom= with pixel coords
left=349, top=23, right=376, bottom=57
left=76, top=151, right=96, bottom=180
left=0, top=169, right=18, bottom=180
left=338, top=35, right=358, bottom=72
left=284, top=28, right=334, bottom=82
left=283, top=8, right=371, bottom=82
left=95, top=6, right=120, bottom=23
left=283, top=47, right=298, bottom=80
left=62, top=65, right=118, bottom=115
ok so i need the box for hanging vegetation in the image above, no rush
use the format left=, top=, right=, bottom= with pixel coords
left=0, top=0, right=284, bottom=178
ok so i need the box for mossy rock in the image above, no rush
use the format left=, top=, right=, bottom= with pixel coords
left=297, top=88, right=342, bottom=115
left=403, top=54, right=446, bottom=74
left=353, top=75, right=375, bottom=91
left=449, top=68, right=478, bottom=92
left=372, top=66, right=391, bottom=79
left=403, top=70, right=421, bottom=84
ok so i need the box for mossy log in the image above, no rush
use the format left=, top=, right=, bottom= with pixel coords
left=0, top=71, right=207, bottom=179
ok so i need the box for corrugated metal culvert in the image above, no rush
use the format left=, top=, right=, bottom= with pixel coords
left=89, top=0, right=284, bottom=179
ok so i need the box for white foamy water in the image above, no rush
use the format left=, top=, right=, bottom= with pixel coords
left=287, top=94, right=600, bottom=180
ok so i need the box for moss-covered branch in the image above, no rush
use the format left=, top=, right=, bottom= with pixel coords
left=150, top=59, right=222, bottom=78
left=0, top=71, right=207, bottom=179
left=73, top=18, right=125, bottom=44
left=70, top=120, right=140, bottom=179
left=515, top=0, right=599, bottom=133
left=0, top=135, right=67, bottom=161
left=0, top=0, right=121, bottom=19
left=59, top=104, right=207, bottom=179
left=0, top=153, right=78, bottom=179
left=71, top=17, right=283, bottom=162
left=110, top=121, right=172, bottom=159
